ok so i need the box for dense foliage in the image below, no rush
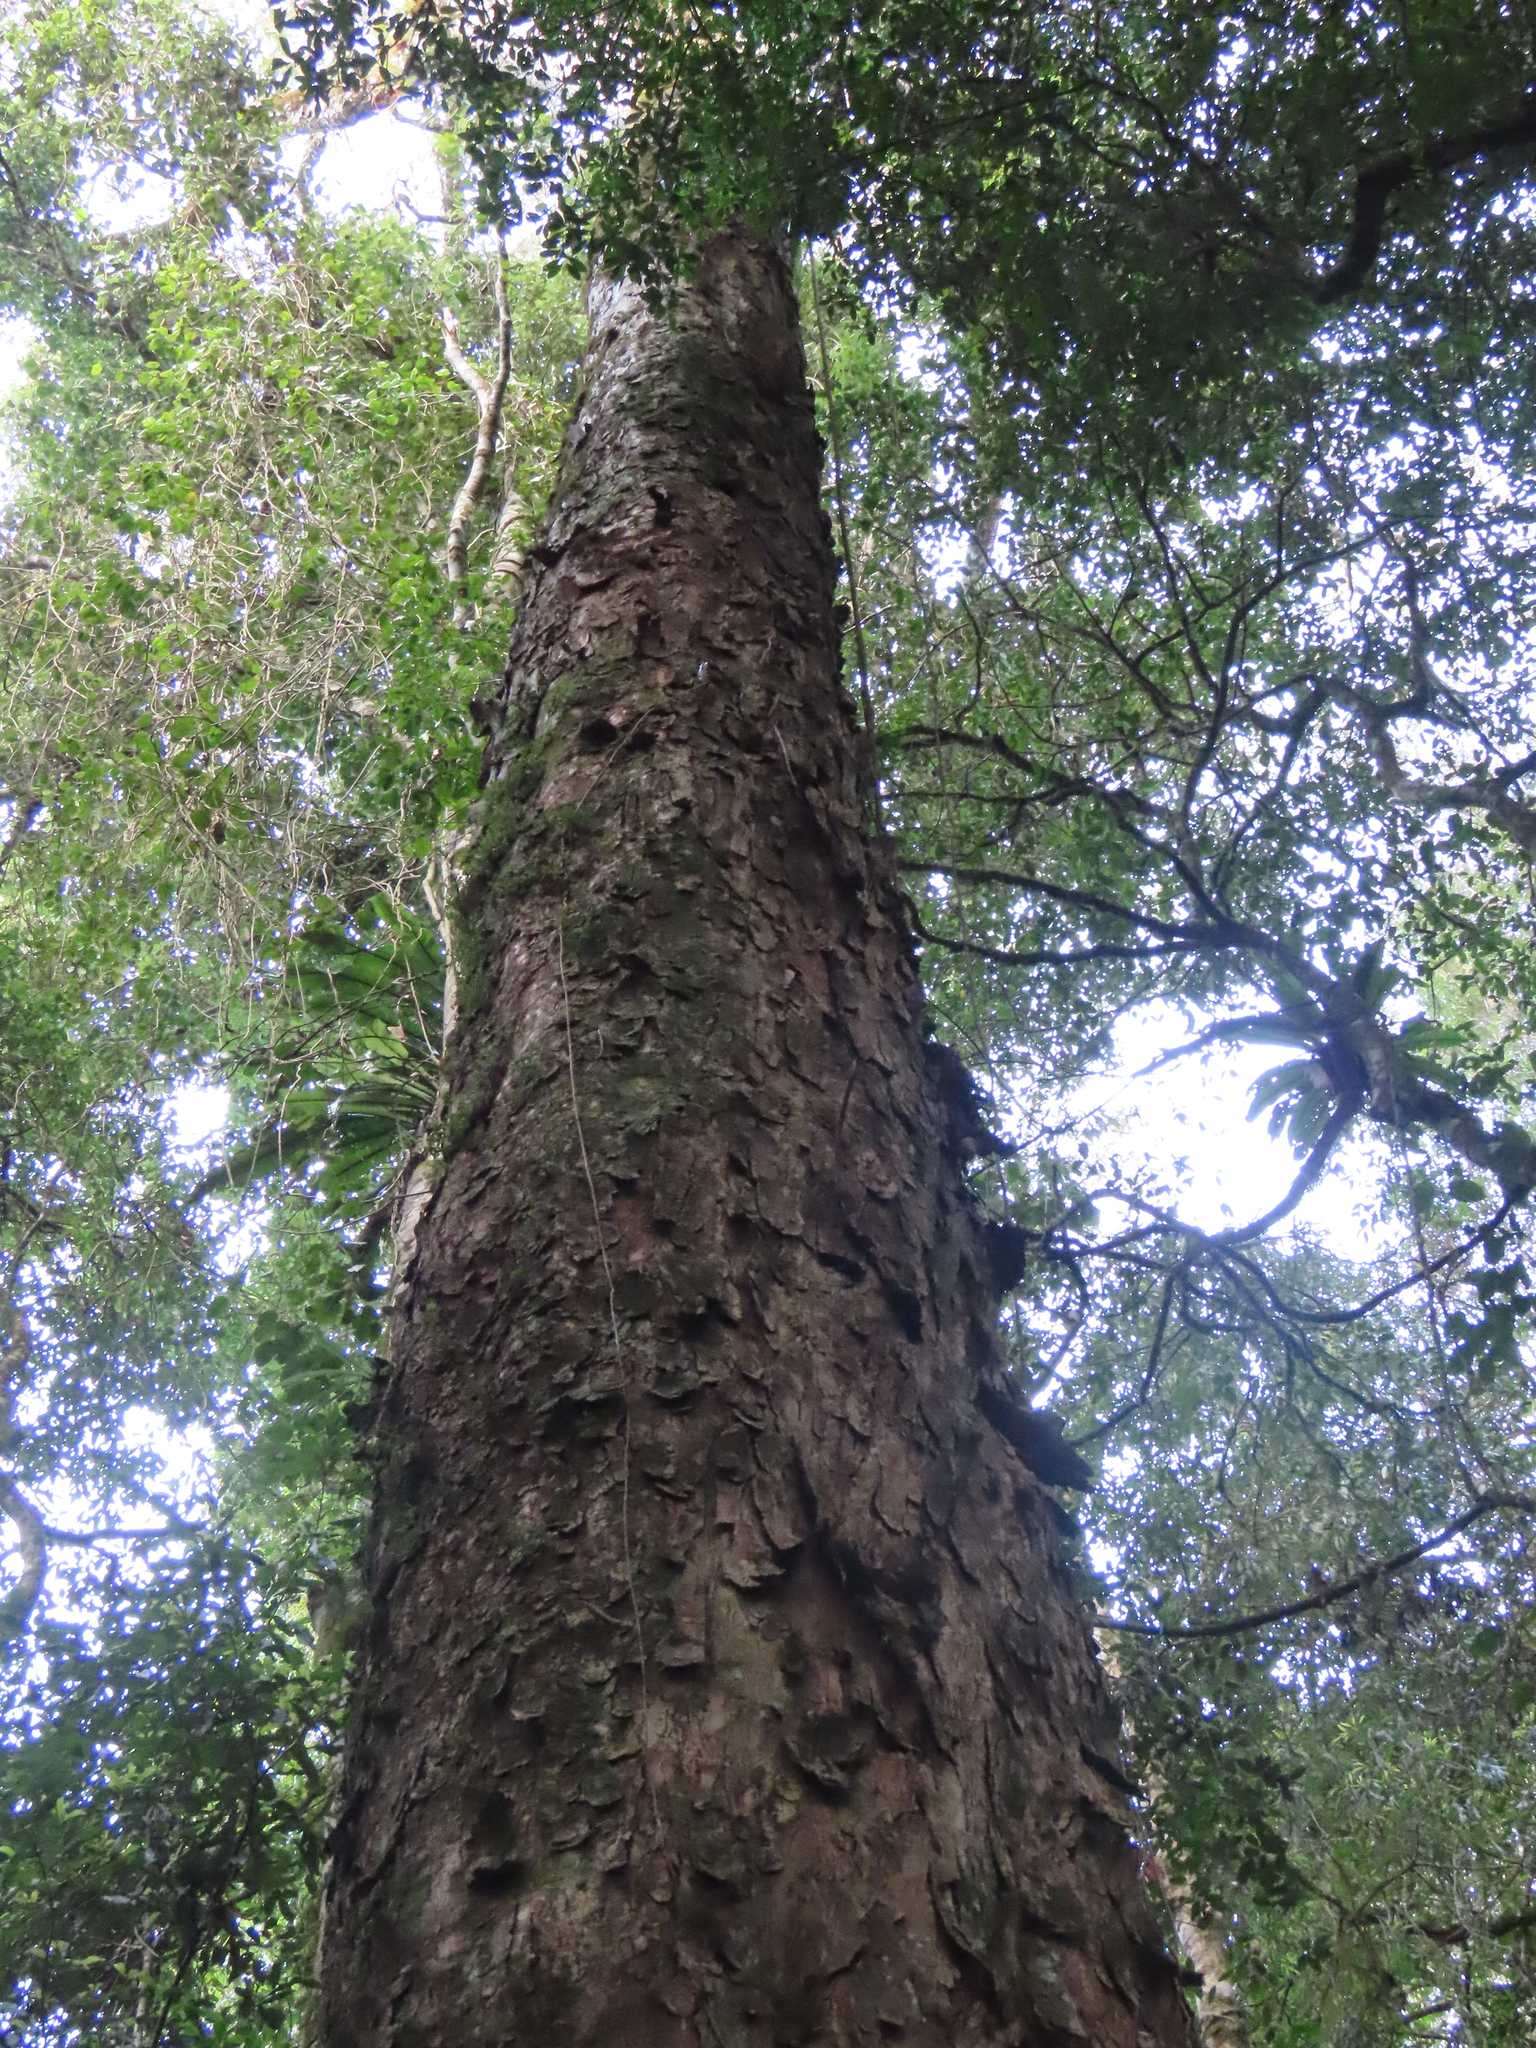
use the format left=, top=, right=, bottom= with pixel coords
left=2, top=0, right=1536, bottom=2042
left=0, top=7, right=582, bottom=2033
left=809, top=227, right=1536, bottom=2041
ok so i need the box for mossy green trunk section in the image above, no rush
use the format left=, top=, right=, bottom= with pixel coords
left=317, top=230, right=1194, bottom=2048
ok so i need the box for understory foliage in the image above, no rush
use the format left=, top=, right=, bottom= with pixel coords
left=2, top=0, right=1536, bottom=2041
left=0, top=5, right=581, bottom=2035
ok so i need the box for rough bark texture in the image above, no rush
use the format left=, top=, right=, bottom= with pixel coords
left=318, top=228, right=1196, bottom=2048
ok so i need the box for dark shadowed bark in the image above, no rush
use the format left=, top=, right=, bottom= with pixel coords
left=317, top=227, right=1196, bottom=2048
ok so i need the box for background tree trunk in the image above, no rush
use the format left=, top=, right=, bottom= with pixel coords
left=318, top=226, right=1196, bottom=2048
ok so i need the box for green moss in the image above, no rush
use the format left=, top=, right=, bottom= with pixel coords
left=452, top=753, right=594, bottom=1024
left=439, top=1031, right=503, bottom=1156
left=500, top=1516, right=548, bottom=1576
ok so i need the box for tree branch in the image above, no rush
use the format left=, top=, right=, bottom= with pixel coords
left=912, top=913, right=1203, bottom=970
left=892, top=725, right=1157, bottom=816
left=1308, top=91, right=1536, bottom=304
left=1421, top=1903, right=1536, bottom=1949
left=0, top=1473, right=46, bottom=1636
left=900, top=859, right=1239, bottom=949
left=441, top=246, right=513, bottom=626
left=1098, top=1491, right=1536, bottom=1640
left=41, top=1519, right=203, bottom=1545
left=1208, top=1093, right=1362, bottom=1247
left=274, top=82, right=404, bottom=135
left=1319, top=668, right=1536, bottom=856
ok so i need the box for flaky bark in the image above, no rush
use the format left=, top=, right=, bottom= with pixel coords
left=318, top=227, right=1194, bottom=2048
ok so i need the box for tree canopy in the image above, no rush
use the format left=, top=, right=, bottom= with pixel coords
left=2, top=0, right=1536, bottom=2040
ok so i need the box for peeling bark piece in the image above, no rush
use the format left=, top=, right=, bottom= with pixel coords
left=317, top=228, right=1193, bottom=2048
left=977, top=1380, right=1096, bottom=1492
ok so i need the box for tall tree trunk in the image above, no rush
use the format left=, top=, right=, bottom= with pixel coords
left=318, top=226, right=1195, bottom=2048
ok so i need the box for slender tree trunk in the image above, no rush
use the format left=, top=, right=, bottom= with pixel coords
left=1100, top=1645, right=1251, bottom=2048
left=1166, top=1902, right=1252, bottom=2048
left=318, top=226, right=1195, bottom=2048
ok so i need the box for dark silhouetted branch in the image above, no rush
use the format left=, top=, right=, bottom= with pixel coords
left=1099, top=1492, right=1536, bottom=1640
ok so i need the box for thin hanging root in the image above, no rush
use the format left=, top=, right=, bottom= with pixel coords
left=554, top=922, right=664, bottom=1848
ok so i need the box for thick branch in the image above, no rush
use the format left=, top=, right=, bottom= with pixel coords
left=910, top=854, right=1536, bottom=1201
left=1336, top=1023, right=1536, bottom=1203
left=1308, top=91, right=1536, bottom=303
left=1320, top=671, right=1536, bottom=855
left=275, top=83, right=404, bottom=135
left=1147, top=977, right=1536, bottom=1207
left=0, top=1306, right=28, bottom=1443
left=1421, top=1903, right=1536, bottom=1949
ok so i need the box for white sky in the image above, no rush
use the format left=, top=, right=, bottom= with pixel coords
left=1076, top=1006, right=1392, bottom=1255
left=297, top=110, right=444, bottom=219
